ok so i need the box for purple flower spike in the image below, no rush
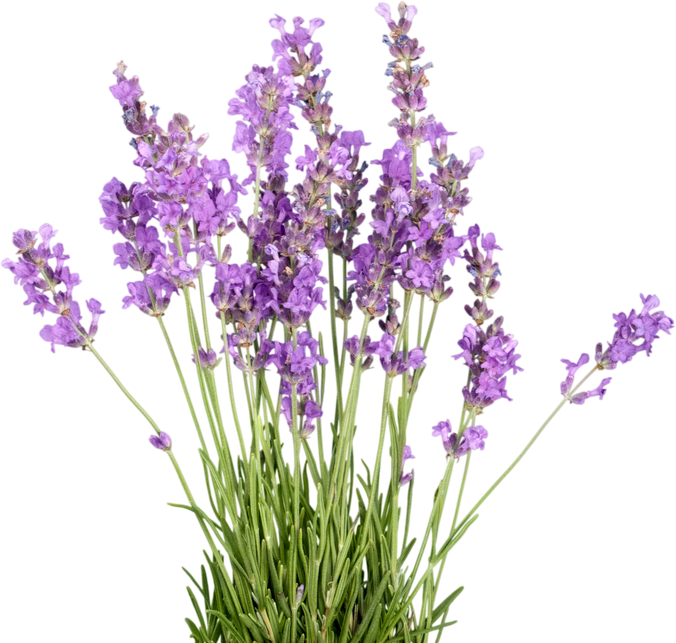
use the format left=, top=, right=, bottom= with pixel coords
left=149, top=432, right=172, bottom=451
left=192, top=347, right=221, bottom=370
left=570, top=377, right=612, bottom=405
left=560, top=352, right=590, bottom=396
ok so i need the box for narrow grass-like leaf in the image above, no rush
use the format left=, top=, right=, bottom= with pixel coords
left=239, top=612, right=267, bottom=643
left=351, top=572, right=390, bottom=643
left=431, top=586, right=463, bottom=624
left=185, top=618, right=206, bottom=642
left=265, top=595, right=282, bottom=643
left=363, top=603, right=383, bottom=643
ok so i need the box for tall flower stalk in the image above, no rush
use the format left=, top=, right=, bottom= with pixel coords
left=3, top=3, right=673, bottom=643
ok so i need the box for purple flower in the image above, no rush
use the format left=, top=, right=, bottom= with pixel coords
left=110, top=79, right=142, bottom=106
left=373, top=139, right=412, bottom=181
left=38, top=316, right=86, bottom=346
left=406, top=347, right=426, bottom=370
left=406, top=257, right=434, bottom=292
left=432, top=420, right=455, bottom=454
left=192, top=347, right=221, bottom=370
left=399, top=445, right=415, bottom=486
left=560, top=352, right=590, bottom=396
left=454, top=424, right=488, bottom=458
left=149, top=432, right=172, bottom=451
left=347, top=241, right=376, bottom=286
left=300, top=400, right=324, bottom=438
left=468, top=146, right=484, bottom=169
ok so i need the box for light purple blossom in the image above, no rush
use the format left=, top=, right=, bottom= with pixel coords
left=399, top=445, right=415, bottom=486
left=454, top=424, right=488, bottom=458
left=149, top=432, right=172, bottom=451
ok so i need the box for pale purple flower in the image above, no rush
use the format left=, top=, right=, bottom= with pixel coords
left=38, top=316, right=86, bottom=346
left=192, top=347, right=221, bottom=370
left=406, top=346, right=428, bottom=371
left=149, top=432, right=172, bottom=451
left=432, top=420, right=455, bottom=455
left=468, top=146, right=484, bottom=169
left=399, top=445, right=415, bottom=486
left=406, top=257, right=434, bottom=292
left=454, top=424, right=488, bottom=458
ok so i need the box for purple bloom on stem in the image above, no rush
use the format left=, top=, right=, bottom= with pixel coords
left=399, top=445, right=415, bottom=486
left=404, top=257, right=434, bottom=291
left=462, top=426, right=488, bottom=452
left=301, top=399, right=323, bottom=438
left=149, top=432, right=172, bottom=451
left=193, top=347, right=221, bottom=370
left=406, top=347, right=426, bottom=370
left=560, top=352, right=590, bottom=396
left=468, top=146, right=484, bottom=169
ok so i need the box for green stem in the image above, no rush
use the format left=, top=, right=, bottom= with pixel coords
left=157, top=317, right=206, bottom=450
left=165, top=450, right=197, bottom=504
left=327, top=247, right=344, bottom=427
left=453, top=365, right=600, bottom=536
left=290, top=327, right=301, bottom=643
left=406, top=300, right=439, bottom=420
left=331, top=314, right=371, bottom=530
left=357, top=376, right=393, bottom=551
left=219, top=313, right=247, bottom=461
left=87, top=344, right=161, bottom=433
left=182, top=285, right=220, bottom=454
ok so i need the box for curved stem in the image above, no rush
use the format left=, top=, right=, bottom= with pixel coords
left=164, top=450, right=197, bottom=504
left=157, top=317, right=206, bottom=450
left=87, top=344, right=161, bottom=434
left=453, top=365, right=599, bottom=536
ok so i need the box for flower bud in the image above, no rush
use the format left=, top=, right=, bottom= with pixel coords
left=149, top=432, right=172, bottom=451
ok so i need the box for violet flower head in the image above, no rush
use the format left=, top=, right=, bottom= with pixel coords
left=432, top=420, right=455, bottom=455
left=453, top=424, right=488, bottom=458
left=193, top=347, right=221, bottom=370
left=149, top=432, right=172, bottom=451
left=399, top=445, right=415, bottom=486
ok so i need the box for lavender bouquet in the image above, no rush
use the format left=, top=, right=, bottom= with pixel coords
left=2, top=2, right=674, bottom=642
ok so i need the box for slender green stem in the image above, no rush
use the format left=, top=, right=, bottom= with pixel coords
left=454, top=365, right=600, bottom=535
left=357, top=376, right=393, bottom=551
left=406, top=300, right=439, bottom=421
left=165, top=450, right=197, bottom=504
left=329, top=314, right=371, bottom=501
left=182, top=285, right=220, bottom=454
left=327, top=247, right=344, bottom=427
left=417, top=294, right=425, bottom=347
left=87, top=344, right=161, bottom=433
left=219, top=313, right=247, bottom=460
left=290, top=326, right=301, bottom=643
left=156, top=317, right=206, bottom=449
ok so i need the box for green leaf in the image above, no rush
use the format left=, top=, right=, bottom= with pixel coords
left=362, top=603, right=383, bottom=643
left=206, top=610, right=248, bottom=643
left=265, top=596, right=282, bottom=643
left=377, top=534, right=391, bottom=573
left=239, top=613, right=267, bottom=643
left=431, top=586, right=464, bottom=624
left=332, top=527, right=355, bottom=582
left=198, top=450, right=236, bottom=517
left=267, top=555, right=290, bottom=618
left=352, top=573, right=390, bottom=643
left=302, top=440, right=320, bottom=486
left=187, top=586, right=208, bottom=632
left=281, top=617, right=291, bottom=643
left=185, top=618, right=205, bottom=642
left=387, top=620, right=458, bottom=643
